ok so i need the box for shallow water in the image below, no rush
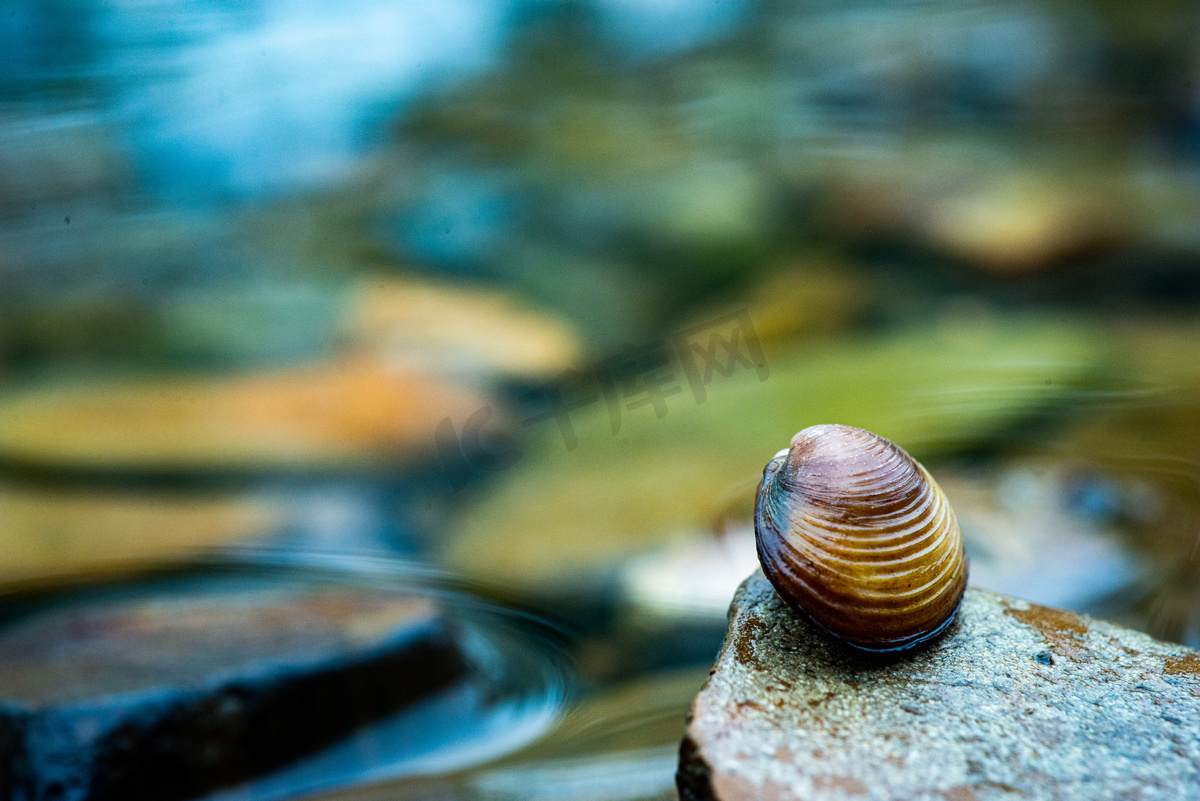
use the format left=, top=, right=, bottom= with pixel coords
left=3, top=1, right=1200, bottom=798
left=203, top=563, right=572, bottom=801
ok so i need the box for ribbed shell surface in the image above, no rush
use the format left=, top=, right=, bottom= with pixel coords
left=754, top=424, right=967, bottom=651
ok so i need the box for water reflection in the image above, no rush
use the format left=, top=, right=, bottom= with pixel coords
left=4, top=1, right=1200, bottom=799
left=207, top=565, right=569, bottom=801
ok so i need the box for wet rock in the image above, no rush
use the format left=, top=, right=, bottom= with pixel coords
left=678, top=573, right=1200, bottom=801
left=0, top=580, right=465, bottom=801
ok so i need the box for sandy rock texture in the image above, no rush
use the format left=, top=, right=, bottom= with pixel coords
left=679, top=572, right=1200, bottom=801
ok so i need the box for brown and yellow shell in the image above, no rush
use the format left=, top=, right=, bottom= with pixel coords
left=754, top=424, right=967, bottom=651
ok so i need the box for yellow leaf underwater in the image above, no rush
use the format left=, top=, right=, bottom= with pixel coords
left=0, top=486, right=281, bottom=588
left=0, top=359, right=486, bottom=471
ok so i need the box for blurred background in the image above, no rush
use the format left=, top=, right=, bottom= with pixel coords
left=3, top=1, right=1200, bottom=799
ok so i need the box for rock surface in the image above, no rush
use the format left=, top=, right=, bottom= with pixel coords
left=678, top=573, right=1200, bottom=801
left=0, top=578, right=465, bottom=801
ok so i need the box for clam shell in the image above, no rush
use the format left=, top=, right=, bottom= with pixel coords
left=754, top=424, right=967, bottom=651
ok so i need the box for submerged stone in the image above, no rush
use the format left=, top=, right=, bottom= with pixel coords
left=343, top=275, right=582, bottom=380
left=0, top=359, right=486, bottom=471
left=678, top=573, right=1200, bottom=801
left=0, top=486, right=282, bottom=588
left=0, top=580, right=465, bottom=801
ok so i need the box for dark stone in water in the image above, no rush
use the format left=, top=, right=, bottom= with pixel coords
left=0, top=580, right=465, bottom=801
